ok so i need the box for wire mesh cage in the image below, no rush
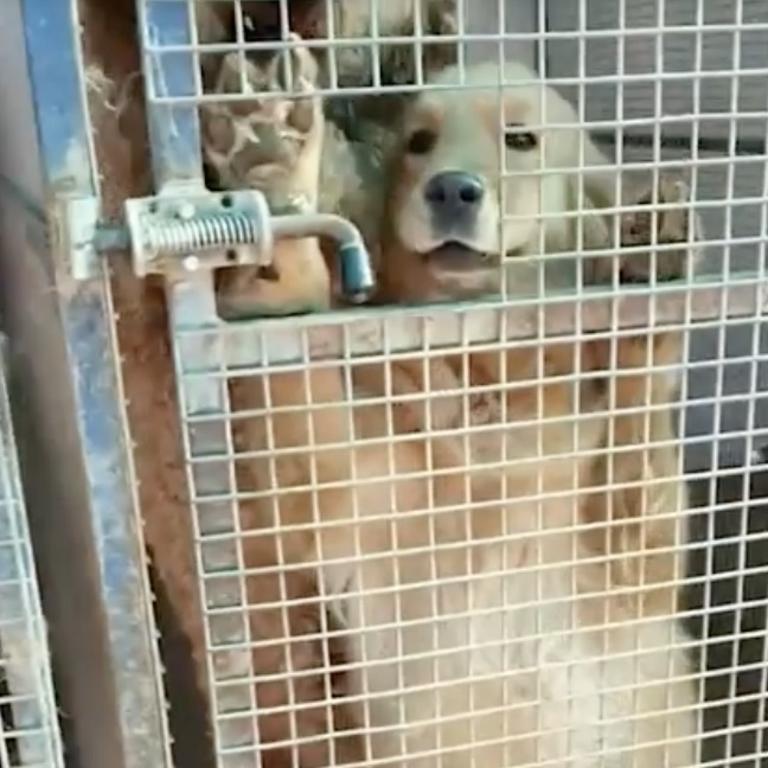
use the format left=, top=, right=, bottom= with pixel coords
left=0, top=338, right=63, bottom=768
left=136, top=1, right=768, bottom=766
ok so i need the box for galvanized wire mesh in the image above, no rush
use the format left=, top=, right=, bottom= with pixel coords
left=0, top=340, right=63, bottom=768
left=138, top=1, right=768, bottom=766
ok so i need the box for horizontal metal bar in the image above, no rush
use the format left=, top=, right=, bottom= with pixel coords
left=592, top=131, right=767, bottom=157
left=142, top=24, right=768, bottom=52
left=177, top=278, right=767, bottom=368
left=146, top=66, right=768, bottom=104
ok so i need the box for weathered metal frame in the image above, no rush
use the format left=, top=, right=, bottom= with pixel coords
left=0, top=1, right=171, bottom=767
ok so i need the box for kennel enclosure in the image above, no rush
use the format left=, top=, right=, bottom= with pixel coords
left=136, top=0, right=768, bottom=766
left=0, top=1, right=767, bottom=767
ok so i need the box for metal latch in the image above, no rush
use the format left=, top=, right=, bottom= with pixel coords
left=52, top=188, right=375, bottom=303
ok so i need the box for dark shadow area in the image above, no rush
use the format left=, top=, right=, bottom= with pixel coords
left=686, top=446, right=768, bottom=768
left=148, top=550, right=216, bottom=768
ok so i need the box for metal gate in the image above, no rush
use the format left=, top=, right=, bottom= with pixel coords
left=135, top=1, right=768, bottom=766
left=0, top=3, right=173, bottom=767
left=0, top=338, right=63, bottom=768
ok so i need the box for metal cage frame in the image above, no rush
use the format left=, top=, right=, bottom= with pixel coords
left=0, top=2, right=171, bottom=768
left=0, top=336, right=63, bottom=768
left=1, top=1, right=764, bottom=767
left=134, top=1, right=768, bottom=767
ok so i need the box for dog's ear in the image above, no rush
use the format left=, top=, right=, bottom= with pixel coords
left=195, top=3, right=234, bottom=91
left=578, top=132, right=617, bottom=211
left=554, top=130, right=618, bottom=253
left=537, top=89, right=617, bottom=252
left=195, top=2, right=231, bottom=43
left=539, top=139, right=614, bottom=253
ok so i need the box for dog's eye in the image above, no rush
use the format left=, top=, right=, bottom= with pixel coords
left=407, top=129, right=437, bottom=155
left=505, top=125, right=538, bottom=151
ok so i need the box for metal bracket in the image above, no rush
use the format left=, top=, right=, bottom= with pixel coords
left=124, top=189, right=274, bottom=278
left=51, top=194, right=102, bottom=281
left=51, top=188, right=375, bottom=302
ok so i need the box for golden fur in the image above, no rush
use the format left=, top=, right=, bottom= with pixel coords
left=215, top=59, right=699, bottom=767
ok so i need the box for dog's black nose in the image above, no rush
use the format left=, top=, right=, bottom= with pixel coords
left=424, top=171, right=485, bottom=235
left=424, top=172, right=485, bottom=230
left=425, top=171, right=484, bottom=207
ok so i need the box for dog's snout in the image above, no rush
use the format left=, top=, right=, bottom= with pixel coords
left=425, top=172, right=485, bottom=210
left=424, top=172, right=485, bottom=236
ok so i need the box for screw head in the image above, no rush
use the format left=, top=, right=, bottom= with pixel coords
left=177, top=202, right=196, bottom=221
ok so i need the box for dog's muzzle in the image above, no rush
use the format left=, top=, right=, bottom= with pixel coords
left=424, top=171, right=485, bottom=236
left=422, top=242, right=494, bottom=272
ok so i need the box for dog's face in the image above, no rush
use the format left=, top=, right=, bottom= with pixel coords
left=383, top=62, right=614, bottom=302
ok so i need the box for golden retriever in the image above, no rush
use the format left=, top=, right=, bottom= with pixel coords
left=212, top=52, right=699, bottom=767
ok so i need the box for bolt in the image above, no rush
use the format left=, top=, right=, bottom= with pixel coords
left=93, top=224, right=131, bottom=251
left=177, top=202, right=196, bottom=221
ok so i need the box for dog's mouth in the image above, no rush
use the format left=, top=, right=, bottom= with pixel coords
left=422, top=242, right=494, bottom=272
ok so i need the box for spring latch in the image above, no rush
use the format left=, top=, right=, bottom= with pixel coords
left=145, top=212, right=270, bottom=261
left=125, top=190, right=273, bottom=276
left=123, top=189, right=374, bottom=302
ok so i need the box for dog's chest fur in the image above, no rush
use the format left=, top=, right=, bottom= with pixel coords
left=335, top=508, right=645, bottom=766
left=341, top=352, right=649, bottom=764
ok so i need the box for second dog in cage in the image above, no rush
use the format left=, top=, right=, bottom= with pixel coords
left=206, top=21, right=701, bottom=768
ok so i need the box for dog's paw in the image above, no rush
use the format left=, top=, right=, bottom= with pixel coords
left=202, top=36, right=332, bottom=318
left=215, top=238, right=331, bottom=320
left=201, top=34, right=323, bottom=207
left=616, top=175, right=703, bottom=284
left=374, top=2, right=458, bottom=86
left=423, top=2, right=459, bottom=73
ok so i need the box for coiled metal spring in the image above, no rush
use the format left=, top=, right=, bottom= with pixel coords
left=144, top=213, right=271, bottom=258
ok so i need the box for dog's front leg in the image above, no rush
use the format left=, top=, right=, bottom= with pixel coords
left=584, top=175, right=702, bottom=600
